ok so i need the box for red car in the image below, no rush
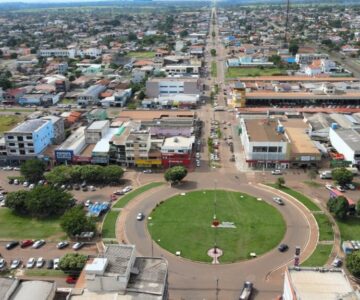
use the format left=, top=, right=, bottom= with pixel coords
left=20, top=240, right=34, bottom=248
left=66, top=276, right=78, bottom=284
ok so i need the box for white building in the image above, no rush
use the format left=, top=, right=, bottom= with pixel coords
left=329, top=126, right=360, bottom=165
left=85, top=120, right=110, bottom=144
left=163, top=65, right=200, bottom=76
left=77, top=84, right=106, bottom=106
left=38, top=48, right=76, bottom=58
left=161, top=136, right=195, bottom=154
left=295, top=53, right=329, bottom=65
left=283, top=267, right=359, bottom=300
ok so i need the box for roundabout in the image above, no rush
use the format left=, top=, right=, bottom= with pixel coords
left=148, top=190, right=286, bottom=263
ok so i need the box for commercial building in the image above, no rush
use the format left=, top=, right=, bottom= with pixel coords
left=329, top=127, right=360, bottom=165
left=85, top=120, right=110, bottom=144
left=161, top=136, right=195, bottom=168
left=143, top=94, right=200, bottom=109
left=0, top=278, right=57, bottom=300
left=77, top=84, right=107, bottom=106
left=283, top=267, right=359, bottom=300
left=70, top=244, right=168, bottom=300
left=145, top=77, right=201, bottom=98
left=42, top=115, right=65, bottom=145
left=92, top=128, right=118, bottom=164
left=163, top=65, right=200, bottom=76
left=4, top=119, right=54, bottom=160
left=295, top=53, right=329, bottom=65
left=38, top=48, right=76, bottom=58
left=240, top=118, right=290, bottom=169
left=55, top=126, right=86, bottom=163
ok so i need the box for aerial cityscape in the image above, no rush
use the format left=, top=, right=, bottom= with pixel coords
left=0, top=0, right=360, bottom=299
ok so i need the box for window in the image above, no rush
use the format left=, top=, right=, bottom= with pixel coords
left=268, top=147, right=277, bottom=153
left=167, top=150, right=174, bottom=153
left=7, top=136, right=14, bottom=139
left=17, top=136, right=23, bottom=141
left=28, top=150, right=34, bottom=153
left=27, top=143, right=33, bottom=147
left=10, top=150, right=16, bottom=153
left=8, top=143, right=15, bottom=146
left=253, top=146, right=267, bottom=152
left=26, top=136, right=32, bottom=140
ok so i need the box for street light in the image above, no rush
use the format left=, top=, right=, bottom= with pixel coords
left=213, top=179, right=219, bottom=254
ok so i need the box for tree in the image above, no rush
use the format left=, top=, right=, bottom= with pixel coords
left=289, top=41, right=299, bottom=56
left=101, top=165, right=124, bottom=183
left=332, top=167, right=354, bottom=185
left=210, top=49, right=217, bottom=57
left=138, top=90, right=145, bottom=100
left=276, top=177, right=285, bottom=188
left=164, top=166, right=188, bottom=184
left=269, top=55, right=282, bottom=66
left=0, top=49, right=3, bottom=58
left=212, top=31, right=216, bottom=38
left=128, top=32, right=138, bottom=41
left=60, top=206, right=96, bottom=237
left=20, top=159, right=46, bottom=183
left=179, top=30, right=188, bottom=38
left=307, top=169, right=317, bottom=181
left=45, top=165, right=73, bottom=184
left=59, top=253, right=88, bottom=275
left=357, top=201, right=360, bottom=216
left=327, top=196, right=349, bottom=219
left=5, top=190, right=29, bottom=215
left=0, top=77, right=12, bottom=90
left=10, top=53, right=18, bottom=59
left=346, top=251, right=360, bottom=278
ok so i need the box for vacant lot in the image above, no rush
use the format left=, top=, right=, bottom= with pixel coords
left=126, top=51, right=155, bottom=59
left=148, top=190, right=286, bottom=263
left=0, top=115, right=23, bottom=133
left=226, top=67, right=286, bottom=78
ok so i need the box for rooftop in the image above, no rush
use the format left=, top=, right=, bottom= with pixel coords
left=87, top=120, right=109, bottom=131
left=244, top=119, right=285, bottom=142
left=162, top=136, right=195, bottom=149
left=8, top=280, right=56, bottom=300
left=233, top=76, right=358, bottom=82
left=104, top=244, right=135, bottom=276
left=332, top=127, right=360, bottom=151
left=7, top=119, right=49, bottom=133
left=288, top=267, right=359, bottom=300
left=118, top=110, right=195, bottom=122
left=285, top=127, right=320, bottom=155
left=56, top=126, right=86, bottom=151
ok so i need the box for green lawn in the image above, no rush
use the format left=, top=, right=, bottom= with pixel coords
left=0, top=115, right=23, bottom=133
left=148, top=190, right=286, bottom=263
left=268, top=184, right=320, bottom=211
left=225, top=67, right=286, bottom=78
left=314, top=213, right=334, bottom=241
left=25, top=269, right=66, bottom=277
left=211, top=61, right=217, bottom=77
left=0, top=209, right=63, bottom=240
left=102, top=210, right=119, bottom=239
left=126, top=51, right=155, bottom=59
left=337, top=217, right=360, bottom=241
left=113, top=182, right=164, bottom=208
left=301, top=244, right=333, bottom=267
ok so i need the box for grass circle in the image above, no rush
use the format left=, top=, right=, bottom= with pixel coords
left=148, top=190, right=286, bottom=263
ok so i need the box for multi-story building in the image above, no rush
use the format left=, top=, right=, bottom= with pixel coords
left=163, top=65, right=200, bottom=76
left=38, top=49, right=76, bottom=58
left=77, top=85, right=106, bottom=106
left=5, top=119, right=54, bottom=160
left=145, top=77, right=201, bottom=98
left=295, top=53, right=329, bottom=65
left=161, top=136, right=195, bottom=168
left=85, top=120, right=110, bottom=144
left=42, top=116, right=65, bottom=145
left=55, top=127, right=86, bottom=163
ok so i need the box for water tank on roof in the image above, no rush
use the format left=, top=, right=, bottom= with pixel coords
left=277, top=125, right=284, bottom=133
left=331, top=123, right=338, bottom=130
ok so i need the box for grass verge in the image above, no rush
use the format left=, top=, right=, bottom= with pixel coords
left=211, top=61, right=217, bottom=77
left=314, top=213, right=334, bottom=241
left=25, top=269, right=66, bottom=277
left=301, top=244, right=333, bottom=267
left=303, top=180, right=322, bottom=188
left=0, top=209, right=63, bottom=240
left=148, top=190, right=286, bottom=263
left=102, top=210, right=120, bottom=239
left=113, top=182, right=164, bottom=208
left=267, top=184, right=320, bottom=211
left=337, top=216, right=360, bottom=241
left=225, top=67, right=286, bottom=78
left=126, top=51, right=155, bottom=59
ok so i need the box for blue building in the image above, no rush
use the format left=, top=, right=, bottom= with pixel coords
left=4, top=119, right=54, bottom=160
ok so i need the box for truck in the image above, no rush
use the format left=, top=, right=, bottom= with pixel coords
left=320, top=170, right=332, bottom=179
left=239, top=281, right=253, bottom=300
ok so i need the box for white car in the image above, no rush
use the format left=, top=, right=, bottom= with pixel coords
left=29, top=184, right=35, bottom=189
left=0, top=258, right=6, bottom=269
left=89, top=186, right=96, bottom=191
left=325, top=184, right=333, bottom=190
left=85, top=200, right=92, bottom=207
left=3, top=166, right=12, bottom=171
left=36, top=257, right=45, bottom=268
left=143, top=169, right=152, bottom=173
left=13, top=167, right=20, bottom=171
left=14, top=179, right=19, bottom=185
left=273, top=197, right=284, bottom=205
left=53, top=258, right=60, bottom=270
left=196, top=160, right=201, bottom=167
left=23, top=182, right=29, bottom=187
left=336, top=185, right=345, bottom=192
left=346, top=183, right=356, bottom=190
left=26, top=257, right=36, bottom=268
left=196, top=153, right=201, bottom=159
left=72, top=242, right=85, bottom=251
left=10, top=259, right=21, bottom=269
left=271, top=170, right=282, bottom=175
left=122, top=186, right=133, bottom=193
left=32, top=239, right=45, bottom=249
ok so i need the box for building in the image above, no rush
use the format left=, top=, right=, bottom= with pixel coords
left=86, top=108, right=108, bottom=123
left=163, top=65, right=200, bottom=76
left=85, top=120, right=110, bottom=144
left=101, top=89, right=132, bottom=107
left=161, top=136, right=195, bottom=168
left=295, top=53, right=329, bottom=65
left=283, top=267, right=360, bottom=300
left=92, top=128, right=117, bottom=164
left=55, top=126, right=86, bottom=163
left=240, top=118, right=289, bottom=169
left=145, top=77, right=201, bottom=98
left=38, top=48, right=76, bottom=58
left=77, top=85, right=107, bottom=106
left=329, top=127, right=360, bottom=165
left=70, top=244, right=168, bottom=300
left=42, top=115, right=65, bottom=145
left=144, top=94, right=199, bottom=109
left=0, top=278, right=57, bottom=300
left=5, top=119, right=54, bottom=160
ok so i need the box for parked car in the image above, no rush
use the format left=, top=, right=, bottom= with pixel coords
left=143, top=169, right=152, bottom=173
left=47, top=259, right=54, bottom=269
left=20, top=240, right=34, bottom=248
left=10, top=259, right=21, bottom=269
left=23, top=181, right=29, bottom=187
left=122, top=186, right=133, bottom=193
left=14, top=179, right=19, bottom=185
left=8, top=179, right=14, bottom=184
left=346, top=183, right=356, bottom=190
left=74, top=184, right=80, bottom=190
left=89, top=185, right=96, bottom=191
left=81, top=181, right=87, bottom=188
left=6, top=241, right=19, bottom=250
left=13, top=167, right=20, bottom=171
left=113, top=190, right=125, bottom=195
left=26, top=257, right=36, bottom=268
left=32, top=240, right=45, bottom=249
left=325, top=183, right=333, bottom=190
left=331, top=257, right=342, bottom=267
left=0, top=258, right=6, bottom=269
left=336, top=185, right=346, bottom=192
left=53, top=258, right=60, bottom=270
left=3, top=166, right=12, bottom=171
left=57, top=241, right=69, bottom=249
left=273, top=197, right=284, bottom=205
left=82, top=186, right=88, bottom=192
left=278, top=243, right=289, bottom=252
left=66, top=276, right=78, bottom=284
left=85, top=200, right=92, bottom=207
left=36, top=257, right=45, bottom=268
left=72, top=242, right=85, bottom=251
left=137, top=213, right=144, bottom=221
left=29, top=184, right=35, bottom=190
left=271, top=170, right=282, bottom=175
